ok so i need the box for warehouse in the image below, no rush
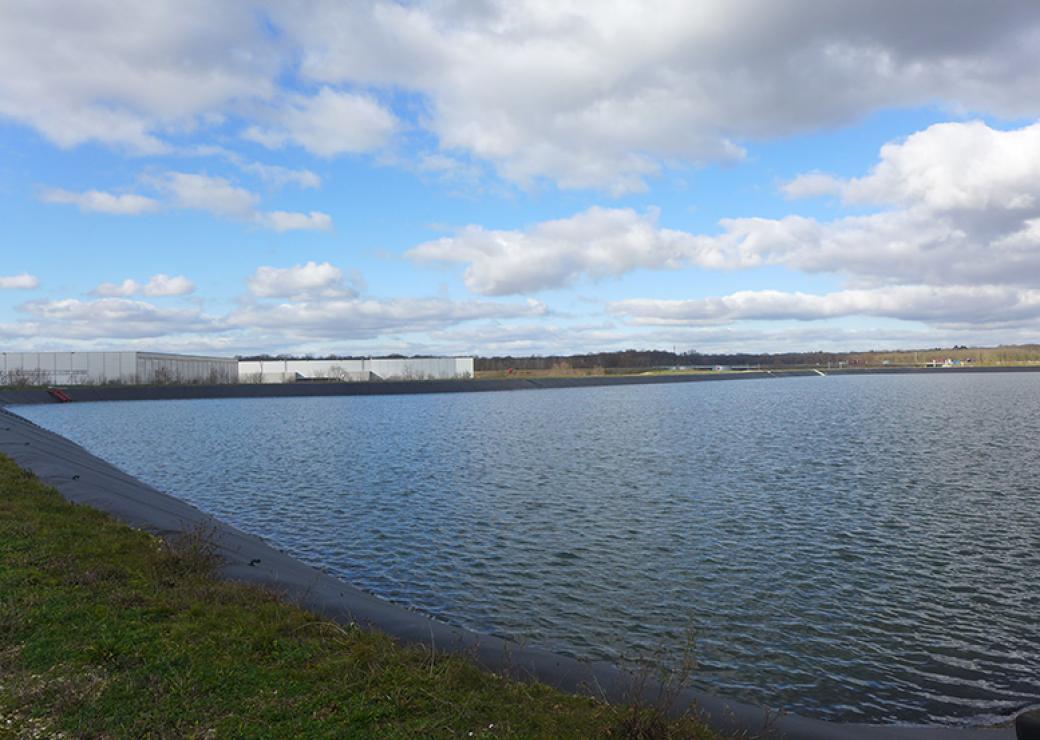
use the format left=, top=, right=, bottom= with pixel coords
left=238, top=357, right=474, bottom=383
left=0, top=351, right=238, bottom=386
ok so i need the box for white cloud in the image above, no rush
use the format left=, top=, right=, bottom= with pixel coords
left=422, top=320, right=626, bottom=356
left=412, top=121, right=1040, bottom=295
left=409, top=207, right=715, bottom=295
left=40, top=188, right=161, bottom=214
left=0, top=1, right=276, bottom=152
left=784, top=121, right=1040, bottom=212
left=6, top=3, right=1040, bottom=190
left=781, top=171, right=844, bottom=200
left=94, top=279, right=142, bottom=297
left=233, top=260, right=550, bottom=342
left=2, top=260, right=549, bottom=349
left=230, top=296, right=547, bottom=339
left=844, top=120, right=1040, bottom=212
left=274, top=1, right=1040, bottom=191
left=414, top=152, right=485, bottom=190
left=155, top=172, right=259, bottom=218
left=611, top=285, right=1040, bottom=328
left=95, top=274, right=196, bottom=297
left=415, top=318, right=1028, bottom=357
left=709, top=122, right=1040, bottom=287
left=144, top=274, right=196, bottom=297
left=0, top=273, right=39, bottom=290
left=14, top=297, right=224, bottom=339
left=45, top=172, right=335, bottom=232
left=244, top=87, right=397, bottom=156
left=238, top=160, right=322, bottom=189
left=153, top=171, right=332, bottom=231
left=254, top=210, right=333, bottom=232
left=247, top=261, right=353, bottom=299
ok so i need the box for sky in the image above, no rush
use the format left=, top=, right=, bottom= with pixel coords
left=3, top=1, right=1040, bottom=358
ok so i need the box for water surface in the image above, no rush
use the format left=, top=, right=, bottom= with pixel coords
left=15, top=373, right=1040, bottom=724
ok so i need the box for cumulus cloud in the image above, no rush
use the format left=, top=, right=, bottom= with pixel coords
left=273, top=1, right=1040, bottom=191
left=153, top=172, right=333, bottom=231
left=237, top=160, right=322, bottom=189
left=231, top=296, right=547, bottom=339
left=244, top=87, right=397, bottom=156
left=0, top=1, right=277, bottom=152
left=40, top=188, right=161, bottom=214
left=144, top=274, right=196, bottom=297
left=247, top=261, right=355, bottom=299
left=413, top=121, right=1040, bottom=296
left=602, top=122, right=1040, bottom=334
left=612, top=286, right=1040, bottom=329
left=95, top=279, right=148, bottom=297
left=2, top=259, right=548, bottom=349
left=45, top=172, right=333, bottom=232
left=409, top=207, right=717, bottom=295
left=780, top=171, right=844, bottom=200
left=14, top=297, right=224, bottom=339
left=419, top=319, right=1002, bottom=357
left=0, top=273, right=39, bottom=290
left=154, top=172, right=259, bottom=218
left=423, top=320, right=626, bottom=356
left=95, top=274, right=196, bottom=297
left=717, top=122, right=1040, bottom=286
left=233, top=260, right=549, bottom=341
left=785, top=121, right=1040, bottom=211
left=254, top=210, right=333, bottom=232
left=5, top=3, right=1040, bottom=190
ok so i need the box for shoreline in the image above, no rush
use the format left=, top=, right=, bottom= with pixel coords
left=0, top=396, right=1024, bottom=738
left=3, top=364, right=1040, bottom=407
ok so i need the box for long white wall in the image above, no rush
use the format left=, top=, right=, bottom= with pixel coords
left=135, top=352, right=238, bottom=384
left=1, top=352, right=237, bottom=386
left=239, top=357, right=474, bottom=383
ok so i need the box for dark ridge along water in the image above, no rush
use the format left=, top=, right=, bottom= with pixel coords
left=16, top=373, right=1040, bottom=725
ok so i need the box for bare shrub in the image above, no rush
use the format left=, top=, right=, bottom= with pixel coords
left=2, top=368, right=41, bottom=387
left=614, top=626, right=703, bottom=738
left=152, top=366, right=176, bottom=385
left=156, top=525, right=222, bottom=580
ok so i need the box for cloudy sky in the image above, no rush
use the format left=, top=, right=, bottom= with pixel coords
left=3, top=1, right=1040, bottom=357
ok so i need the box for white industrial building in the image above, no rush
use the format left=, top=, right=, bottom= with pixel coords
left=1, top=351, right=238, bottom=386
left=238, top=357, right=474, bottom=383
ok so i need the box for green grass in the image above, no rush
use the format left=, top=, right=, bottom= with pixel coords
left=0, top=453, right=720, bottom=739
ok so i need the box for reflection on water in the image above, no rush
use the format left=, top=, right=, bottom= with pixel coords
left=16, top=373, right=1040, bottom=724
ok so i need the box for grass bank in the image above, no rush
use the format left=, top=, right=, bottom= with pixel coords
left=0, top=453, right=719, bottom=739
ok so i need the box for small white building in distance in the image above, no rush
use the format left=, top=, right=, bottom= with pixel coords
left=238, top=357, right=474, bottom=383
left=1, top=351, right=238, bottom=386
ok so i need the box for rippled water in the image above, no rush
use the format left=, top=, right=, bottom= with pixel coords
left=14, top=373, right=1040, bottom=724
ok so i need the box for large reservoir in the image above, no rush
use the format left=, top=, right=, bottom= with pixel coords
left=14, top=372, right=1040, bottom=725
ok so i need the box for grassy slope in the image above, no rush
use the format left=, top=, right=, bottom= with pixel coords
left=0, top=453, right=718, bottom=739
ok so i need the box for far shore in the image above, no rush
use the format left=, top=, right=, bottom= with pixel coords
left=3, top=363, right=1040, bottom=408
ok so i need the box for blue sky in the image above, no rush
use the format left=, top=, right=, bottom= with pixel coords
left=3, top=2, right=1040, bottom=357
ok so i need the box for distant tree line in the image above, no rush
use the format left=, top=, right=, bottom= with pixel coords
left=236, top=345, right=1040, bottom=371
left=474, top=349, right=844, bottom=371
left=238, top=350, right=835, bottom=369
left=476, top=344, right=1040, bottom=371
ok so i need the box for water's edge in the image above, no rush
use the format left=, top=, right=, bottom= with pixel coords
left=3, top=364, right=1040, bottom=407
left=0, top=404, right=1018, bottom=739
